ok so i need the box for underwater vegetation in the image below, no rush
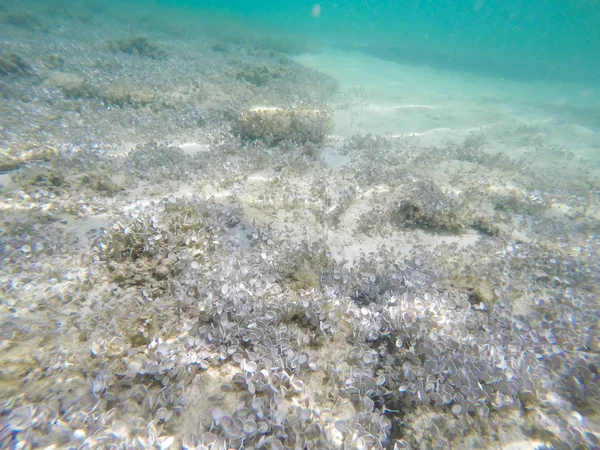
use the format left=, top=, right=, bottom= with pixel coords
left=1, top=126, right=598, bottom=449
left=0, top=10, right=44, bottom=31
left=0, top=3, right=599, bottom=450
left=0, top=51, right=31, bottom=77
left=107, top=35, right=167, bottom=60
left=238, top=106, right=334, bottom=146
left=236, top=64, right=282, bottom=87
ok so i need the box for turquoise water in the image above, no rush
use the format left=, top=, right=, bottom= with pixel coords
left=155, top=0, right=600, bottom=81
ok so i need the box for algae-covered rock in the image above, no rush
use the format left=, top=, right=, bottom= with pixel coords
left=238, top=106, right=333, bottom=145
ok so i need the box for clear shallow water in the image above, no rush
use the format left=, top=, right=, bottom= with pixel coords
left=160, top=0, right=600, bottom=82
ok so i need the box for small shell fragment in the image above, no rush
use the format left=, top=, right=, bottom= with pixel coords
left=156, top=407, right=173, bottom=422
left=290, top=379, right=304, bottom=393
left=110, top=421, right=127, bottom=438
left=73, top=429, right=86, bottom=441
left=243, top=420, right=258, bottom=434
left=335, top=419, right=348, bottom=433
left=244, top=361, right=258, bottom=373
left=270, top=439, right=283, bottom=450
left=158, top=436, right=175, bottom=449
left=258, top=421, right=269, bottom=433
left=211, top=408, right=225, bottom=424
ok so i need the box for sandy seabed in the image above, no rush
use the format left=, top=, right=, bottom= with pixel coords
left=1, top=3, right=599, bottom=449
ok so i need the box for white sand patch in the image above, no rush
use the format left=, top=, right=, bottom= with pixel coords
left=178, top=142, right=211, bottom=155
left=295, top=48, right=599, bottom=151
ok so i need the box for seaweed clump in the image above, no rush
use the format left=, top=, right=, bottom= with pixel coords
left=276, top=239, right=334, bottom=293
left=14, top=167, right=69, bottom=195
left=491, top=188, right=548, bottom=216
left=0, top=11, right=43, bottom=30
left=236, top=64, right=282, bottom=87
left=108, top=36, right=166, bottom=59
left=472, top=216, right=502, bottom=237
left=95, top=217, right=171, bottom=293
left=238, top=106, right=333, bottom=146
left=0, top=51, right=30, bottom=76
left=126, top=142, right=189, bottom=180
left=93, top=198, right=238, bottom=296
left=78, top=172, right=124, bottom=195
left=391, top=180, right=473, bottom=233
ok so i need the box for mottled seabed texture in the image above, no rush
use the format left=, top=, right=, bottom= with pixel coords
left=1, top=1, right=599, bottom=449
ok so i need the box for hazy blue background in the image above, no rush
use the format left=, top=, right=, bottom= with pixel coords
left=149, top=0, right=600, bottom=82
